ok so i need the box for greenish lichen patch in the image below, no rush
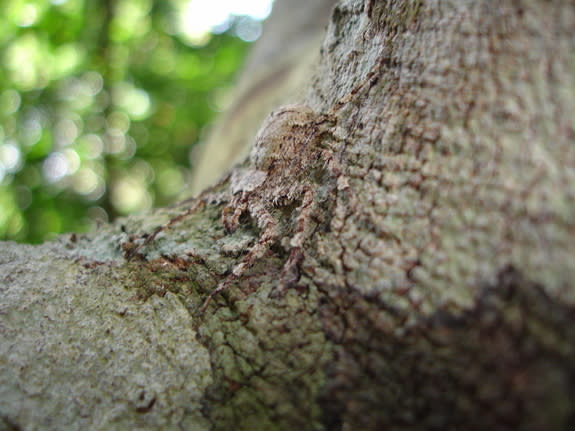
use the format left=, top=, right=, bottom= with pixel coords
left=197, top=262, right=331, bottom=431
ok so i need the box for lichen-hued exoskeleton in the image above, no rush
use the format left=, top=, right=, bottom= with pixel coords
left=203, top=104, right=342, bottom=311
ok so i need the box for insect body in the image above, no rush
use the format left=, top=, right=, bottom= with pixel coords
left=201, top=105, right=340, bottom=312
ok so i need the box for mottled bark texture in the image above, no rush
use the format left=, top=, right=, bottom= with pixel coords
left=2, top=1, right=575, bottom=430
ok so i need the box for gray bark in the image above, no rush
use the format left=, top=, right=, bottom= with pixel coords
left=2, top=1, right=575, bottom=430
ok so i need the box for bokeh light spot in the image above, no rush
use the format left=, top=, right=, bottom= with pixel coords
left=234, top=17, right=262, bottom=42
left=111, top=177, right=151, bottom=214
left=43, top=152, right=69, bottom=182
left=16, top=3, right=39, bottom=28
left=0, top=90, right=22, bottom=115
left=55, top=117, right=82, bottom=148
left=0, top=141, right=23, bottom=173
left=79, top=134, right=104, bottom=160
left=157, top=167, right=184, bottom=197
left=107, top=110, right=131, bottom=134
left=179, top=0, right=273, bottom=45
left=73, top=167, right=103, bottom=198
left=114, top=83, right=151, bottom=120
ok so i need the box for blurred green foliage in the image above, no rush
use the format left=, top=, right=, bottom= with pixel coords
left=0, top=0, right=258, bottom=243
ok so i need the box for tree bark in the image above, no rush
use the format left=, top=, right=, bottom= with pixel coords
left=2, top=1, right=575, bottom=430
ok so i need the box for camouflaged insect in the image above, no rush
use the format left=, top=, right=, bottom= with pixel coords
left=202, top=104, right=343, bottom=311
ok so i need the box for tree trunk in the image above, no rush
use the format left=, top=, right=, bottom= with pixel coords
left=2, top=1, right=575, bottom=430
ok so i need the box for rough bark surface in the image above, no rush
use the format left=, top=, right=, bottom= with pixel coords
left=1, top=1, right=575, bottom=430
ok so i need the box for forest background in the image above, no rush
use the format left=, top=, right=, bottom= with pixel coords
left=0, top=0, right=271, bottom=243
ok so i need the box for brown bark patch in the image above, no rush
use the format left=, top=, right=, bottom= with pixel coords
left=318, top=265, right=575, bottom=430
